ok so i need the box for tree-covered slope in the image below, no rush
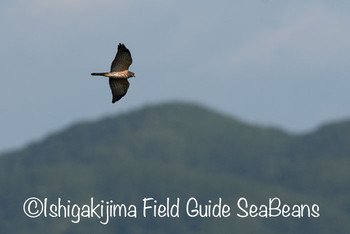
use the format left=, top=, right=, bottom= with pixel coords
left=0, top=102, right=349, bottom=233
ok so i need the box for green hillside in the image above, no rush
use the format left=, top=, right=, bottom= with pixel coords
left=0, top=102, right=349, bottom=233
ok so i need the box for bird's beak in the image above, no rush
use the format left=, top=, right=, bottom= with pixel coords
left=133, top=74, right=136, bottom=77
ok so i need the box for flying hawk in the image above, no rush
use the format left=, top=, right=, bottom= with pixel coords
left=91, top=43, right=135, bottom=103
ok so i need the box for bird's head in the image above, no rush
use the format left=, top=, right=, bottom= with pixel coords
left=128, top=72, right=136, bottom=78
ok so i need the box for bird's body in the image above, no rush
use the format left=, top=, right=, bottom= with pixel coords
left=91, top=43, right=135, bottom=103
left=91, top=71, right=134, bottom=79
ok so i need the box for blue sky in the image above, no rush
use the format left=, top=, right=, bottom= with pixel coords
left=1, top=0, right=350, bottom=152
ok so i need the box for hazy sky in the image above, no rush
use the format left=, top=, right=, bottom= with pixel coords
left=1, top=0, right=350, bottom=152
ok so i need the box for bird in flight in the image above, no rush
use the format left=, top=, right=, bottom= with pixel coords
left=91, top=43, right=135, bottom=103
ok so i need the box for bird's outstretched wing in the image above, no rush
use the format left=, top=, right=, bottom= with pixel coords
left=109, top=79, right=130, bottom=103
left=110, top=43, right=133, bottom=72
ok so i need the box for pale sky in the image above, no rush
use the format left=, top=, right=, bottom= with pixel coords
left=1, top=0, right=350, bottom=153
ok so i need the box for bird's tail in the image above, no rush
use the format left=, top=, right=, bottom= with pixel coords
left=91, top=73, right=108, bottom=77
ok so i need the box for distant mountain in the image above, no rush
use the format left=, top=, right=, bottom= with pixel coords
left=0, top=102, right=349, bottom=233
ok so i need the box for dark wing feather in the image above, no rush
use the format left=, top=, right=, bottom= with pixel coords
left=109, top=79, right=130, bottom=103
left=110, top=43, right=133, bottom=72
